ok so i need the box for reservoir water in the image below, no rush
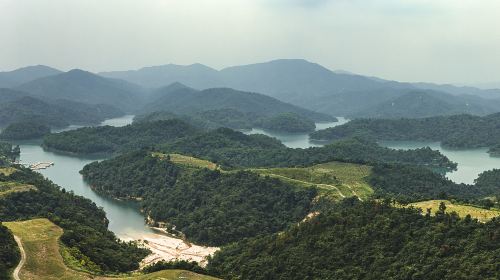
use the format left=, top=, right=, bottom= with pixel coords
left=14, top=115, right=154, bottom=239
left=244, top=117, right=499, bottom=185
left=243, top=117, right=350, bottom=148
left=380, top=141, right=500, bottom=185
left=13, top=115, right=499, bottom=239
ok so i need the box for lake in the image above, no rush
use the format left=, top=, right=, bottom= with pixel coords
left=14, top=115, right=155, bottom=239
left=13, top=115, right=498, bottom=239
left=243, top=117, right=350, bottom=148
left=380, top=141, right=500, bottom=185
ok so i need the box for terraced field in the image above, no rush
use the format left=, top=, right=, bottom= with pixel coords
left=252, top=161, right=373, bottom=200
left=0, top=181, right=36, bottom=197
left=408, top=200, right=500, bottom=222
left=3, top=219, right=218, bottom=280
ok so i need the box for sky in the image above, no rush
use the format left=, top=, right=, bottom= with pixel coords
left=2, top=0, right=500, bottom=84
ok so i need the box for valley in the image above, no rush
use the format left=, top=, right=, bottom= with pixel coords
left=4, top=3, right=500, bottom=279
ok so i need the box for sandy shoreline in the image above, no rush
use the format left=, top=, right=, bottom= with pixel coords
left=121, top=229, right=219, bottom=268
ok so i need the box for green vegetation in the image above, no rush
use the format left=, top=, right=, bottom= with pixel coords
left=252, top=161, right=373, bottom=200
left=310, top=113, right=500, bottom=156
left=0, top=167, right=17, bottom=176
left=137, top=109, right=318, bottom=133
left=42, top=119, right=455, bottom=170
left=162, top=129, right=456, bottom=170
left=0, top=181, right=36, bottom=196
left=368, top=164, right=500, bottom=203
left=407, top=200, right=500, bottom=222
left=0, top=222, right=20, bottom=279
left=81, top=151, right=317, bottom=246
left=0, top=142, right=19, bottom=166
left=166, top=153, right=219, bottom=170
left=4, top=218, right=217, bottom=280
left=0, top=166, right=148, bottom=273
left=259, top=112, right=316, bottom=133
left=207, top=199, right=500, bottom=280
left=0, top=121, right=50, bottom=140
left=43, top=119, right=198, bottom=154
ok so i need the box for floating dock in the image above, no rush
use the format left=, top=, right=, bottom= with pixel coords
left=29, top=162, right=54, bottom=170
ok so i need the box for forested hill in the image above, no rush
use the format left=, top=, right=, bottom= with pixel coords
left=135, top=109, right=318, bottom=133
left=43, top=119, right=199, bottom=154
left=0, top=94, right=123, bottom=128
left=310, top=113, right=500, bottom=156
left=160, top=128, right=456, bottom=170
left=43, top=118, right=455, bottom=169
left=0, top=222, right=19, bottom=278
left=81, top=151, right=317, bottom=246
left=141, top=85, right=335, bottom=122
left=207, top=199, right=500, bottom=280
left=0, top=163, right=148, bottom=273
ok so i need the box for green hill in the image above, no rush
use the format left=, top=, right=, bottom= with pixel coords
left=207, top=199, right=500, bottom=280
left=310, top=113, right=500, bottom=156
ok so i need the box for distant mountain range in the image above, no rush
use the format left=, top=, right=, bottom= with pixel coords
left=141, top=83, right=333, bottom=122
left=3, top=60, right=500, bottom=121
left=0, top=92, right=123, bottom=128
left=0, top=65, right=62, bottom=88
left=101, top=59, right=500, bottom=118
left=15, top=69, right=145, bottom=112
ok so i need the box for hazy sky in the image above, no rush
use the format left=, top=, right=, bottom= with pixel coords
left=2, top=0, right=500, bottom=84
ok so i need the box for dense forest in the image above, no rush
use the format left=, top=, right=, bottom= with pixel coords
left=0, top=142, right=19, bottom=165
left=81, top=151, right=317, bottom=246
left=310, top=113, right=500, bottom=155
left=369, top=164, right=499, bottom=203
left=42, top=121, right=455, bottom=170
left=43, top=119, right=199, bottom=154
left=259, top=113, right=316, bottom=133
left=0, top=223, right=20, bottom=279
left=0, top=121, right=50, bottom=140
left=161, top=129, right=456, bottom=169
left=0, top=166, right=148, bottom=273
left=207, top=199, right=500, bottom=280
left=135, top=109, right=317, bottom=133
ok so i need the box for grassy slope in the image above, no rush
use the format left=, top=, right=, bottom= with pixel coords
left=252, top=162, right=373, bottom=201
left=0, top=181, right=36, bottom=197
left=155, top=152, right=373, bottom=200
left=161, top=153, right=219, bottom=170
left=143, top=154, right=500, bottom=221
left=0, top=167, right=17, bottom=176
left=3, top=219, right=218, bottom=280
left=408, top=200, right=500, bottom=222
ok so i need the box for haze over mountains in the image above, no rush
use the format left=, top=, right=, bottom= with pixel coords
left=2, top=59, right=500, bottom=127
left=101, top=59, right=500, bottom=118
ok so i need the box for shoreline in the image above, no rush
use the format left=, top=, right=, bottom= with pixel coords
left=120, top=227, right=219, bottom=268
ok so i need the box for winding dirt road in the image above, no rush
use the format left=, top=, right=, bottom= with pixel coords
left=12, top=236, right=26, bottom=280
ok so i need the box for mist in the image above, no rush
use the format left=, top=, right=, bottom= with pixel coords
left=3, top=0, right=500, bottom=84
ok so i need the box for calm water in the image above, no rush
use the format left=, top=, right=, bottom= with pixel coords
left=14, top=115, right=154, bottom=239
left=380, top=141, right=500, bottom=185
left=14, top=114, right=498, bottom=238
left=243, top=117, right=350, bottom=148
